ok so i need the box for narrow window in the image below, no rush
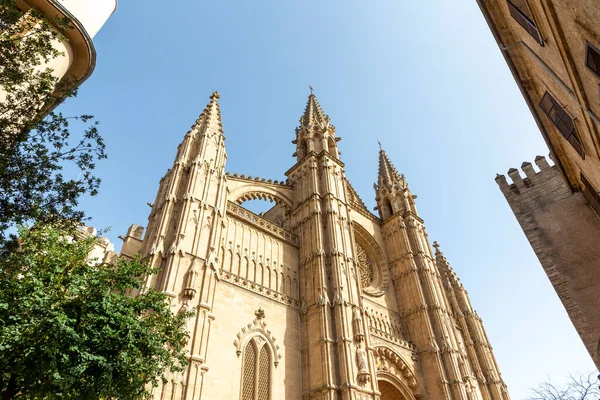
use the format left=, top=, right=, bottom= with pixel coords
left=257, top=347, right=271, bottom=400
left=506, top=0, right=544, bottom=45
left=241, top=343, right=257, bottom=400
left=539, top=91, right=584, bottom=158
left=586, top=42, right=600, bottom=78
left=240, top=339, right=272, bottom=400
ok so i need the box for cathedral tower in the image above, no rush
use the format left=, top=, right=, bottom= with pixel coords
left=141, top=92, right=228, bottom=399
left=129, top=91, right=510, bottom=400
left=287, top=93, right=378, bottom=399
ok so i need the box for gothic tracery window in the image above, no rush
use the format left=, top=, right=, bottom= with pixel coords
left=241, top=337, right=271, bottom=400
left=355, top=242, right=374, bottom=288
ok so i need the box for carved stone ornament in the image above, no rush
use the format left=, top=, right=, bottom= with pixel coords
left=352, top=307, right=365, bottom=342
left=355, top=242, right=374, bottom=288
left=356, top=344, right=370, bottom=385
left=233, top=311, right=282, bottom=367
left=353, top=225, right=389, bottom=297
left=374, top=347, right=424, bottom=398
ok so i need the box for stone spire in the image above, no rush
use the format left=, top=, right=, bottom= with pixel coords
left=374, top=146, right=413, bottom=219
left=172, top=91, right=224, bottom=166
left=377, top=146, right=407, bottom=191
left=141, top=91, right=228, bottom=400
left=293, top=91, right=340, bottom=160
left=299, top=92, right=330, bottom=129
left=433, top=241, right=463, bottom=290
left=192, top=91, right=223, bottom=135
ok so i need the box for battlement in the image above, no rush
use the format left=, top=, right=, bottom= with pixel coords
left=494, top=155, right=575, bottom=211
left=495, top=154, right=600, bottom=365
left=495, top=155, right=554, bottom=190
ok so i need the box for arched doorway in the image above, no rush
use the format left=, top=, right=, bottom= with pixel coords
left=379, top=379, right=407, bottom=400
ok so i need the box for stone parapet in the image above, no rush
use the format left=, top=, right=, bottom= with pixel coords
left=496, top=155, right=600, bottom=367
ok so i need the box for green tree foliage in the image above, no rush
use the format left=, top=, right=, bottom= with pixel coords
left=0, top=224, right=192, bottom=399
left=0, top=1, right=105, bottom=248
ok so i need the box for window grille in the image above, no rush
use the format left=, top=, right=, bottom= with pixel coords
left=257, top=347, right=271, bottom=400
left=240, top=339, right=271, bottom=400
left=241, top=344, right=256, bottom=400
left=507, top=0, right=544, bottom=45
left=539, top=91, right=584, bottom=158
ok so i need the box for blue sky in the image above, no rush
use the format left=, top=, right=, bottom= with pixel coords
left=58, top=1, right=595, bottom=398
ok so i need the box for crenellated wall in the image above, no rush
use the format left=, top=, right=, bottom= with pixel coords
left=496, top=155, right=600, bottom=366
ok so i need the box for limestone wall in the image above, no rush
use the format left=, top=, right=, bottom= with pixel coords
left=202, top=282, right=302, bottom=399
left=222, top=202, right=300, bottom=306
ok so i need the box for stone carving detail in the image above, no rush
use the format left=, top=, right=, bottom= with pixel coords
left=227, top=202, right=298, bottom=245
left=374, top=347, right=424, bottom=398
left=233, top=310, right=282, bottom=367
left=355, top=242, right=374, bottom=288
left=352, top=307, right=365, bottom=342
left=353, top=224, right=389, bottom=297
left=356, top=344, right=370, bottom=385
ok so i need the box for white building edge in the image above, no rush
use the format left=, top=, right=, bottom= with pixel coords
left=13, top=0, right=117, bottom=97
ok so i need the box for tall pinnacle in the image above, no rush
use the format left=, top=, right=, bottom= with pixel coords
left=299, top=92, right=330, bottom=130
left=377, top=146, right=405, bottom=191
left=191, top=91, right=223, bottom=134
left=174, top=91, right=224, bottom=165
left=433, top=241, right=462, bottom=289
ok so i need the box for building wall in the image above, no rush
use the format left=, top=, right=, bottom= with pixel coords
left=57, top=0, right=116, bottom=38
left=496, top=157, right=600, bottom=366
left=478, top=0, right=600, bottom=368
left=202, top=282, right=302, bottom=400
left=478, top=0, right=600, bottom=194
left=1, top=0, right=117, bottom=117
left=131, top=92, right=509, bottom=399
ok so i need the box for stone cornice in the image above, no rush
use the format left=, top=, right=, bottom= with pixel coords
left=226, top=202, right=298, bottom=246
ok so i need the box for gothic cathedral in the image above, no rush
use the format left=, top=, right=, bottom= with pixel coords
left=119, top=92, right=510, bottom=400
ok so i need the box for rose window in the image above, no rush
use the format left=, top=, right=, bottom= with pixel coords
left=355, top=242, right=374, bottom=288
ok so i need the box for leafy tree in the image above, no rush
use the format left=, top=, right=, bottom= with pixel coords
left=0, top=224, right=192, bottom=399
left=0, top=0, right=105, bottom=248
left=528, top=371, right=600, bottom=400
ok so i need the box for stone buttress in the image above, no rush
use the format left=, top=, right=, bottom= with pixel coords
left=122, top=91, right=511, bottom=400
left=287, top=94, right=379, bottom=400
left=141, top=92, right=228, bottom=399
left=374, top=148, right=509, bottom=400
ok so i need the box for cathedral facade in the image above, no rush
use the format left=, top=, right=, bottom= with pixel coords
left=119, top=92, right=510, bottom=400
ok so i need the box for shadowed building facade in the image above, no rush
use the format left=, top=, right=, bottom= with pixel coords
left=477, top=0, right=600, bottom=367
left=120, top=92, right=510, bottom=399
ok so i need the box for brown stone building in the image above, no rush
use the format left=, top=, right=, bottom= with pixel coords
left=476, top=0, right=600, bottom=367
left=119, top=92, right=510, bottom=399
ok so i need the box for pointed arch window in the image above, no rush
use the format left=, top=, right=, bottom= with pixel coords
left=240, top=337, right=272, bottom=400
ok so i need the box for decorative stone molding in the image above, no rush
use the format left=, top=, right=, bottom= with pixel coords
left=227, top=176, right=293, bottom=209
left=227, top=202, right=298, bottom=246
left=233, top=311, right=282, bottom=367
left=221, top=270, right=300, bottom=309
left=353, top=224, right=389, bottom=297
left=374, top=346, right=424, bottom=398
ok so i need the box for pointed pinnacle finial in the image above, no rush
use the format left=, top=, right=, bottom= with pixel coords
left=210, top=91, right=220, bottom=100
left=433, top=241, right=440, bottom=251
left=378, top=140, right=382, bottom=151
left=309, top=85, right=314, bottom=94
